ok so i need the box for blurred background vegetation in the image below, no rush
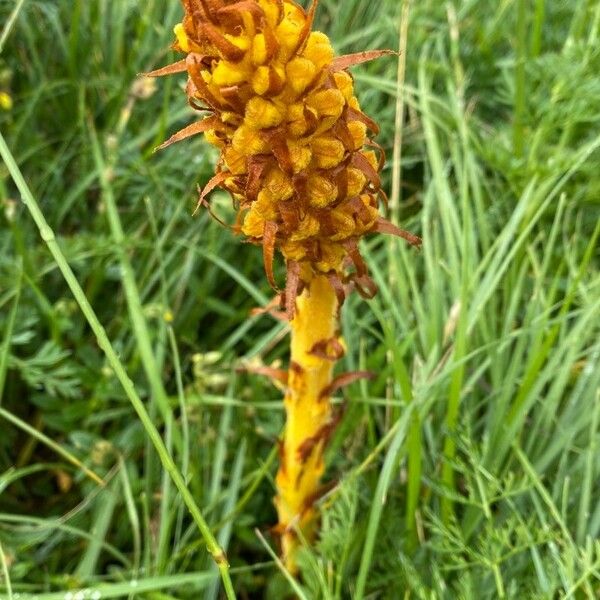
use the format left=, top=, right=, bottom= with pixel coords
left=0, top=0, right=599, bottom=598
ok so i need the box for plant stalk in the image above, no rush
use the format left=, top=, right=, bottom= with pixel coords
left=275, top=273, right=339, bottom=572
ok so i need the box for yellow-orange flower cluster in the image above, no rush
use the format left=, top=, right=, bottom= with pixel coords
left=151, top=0, right=420, bottom=306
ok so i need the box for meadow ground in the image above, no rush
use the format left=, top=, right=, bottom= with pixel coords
left=0, top=0, right=599, bottom=598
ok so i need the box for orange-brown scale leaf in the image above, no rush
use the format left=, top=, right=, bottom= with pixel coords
left=242, top=364, right=288, bottom=385
left=297, top=413, right=341, bottom=463
left=309, top=337, right=345, bottom=361
left=263, top=23, right=280, bottom=61
left=346, top=106, right=380, bottom=135
left=327, top=271, right=347, bottom=310
left=267, top=66, right=286, bottom=95
left=301, top=479, right=338, bottom=513
left=217, top=0, right=266, bottom=24
left=332, top=120, right=356, bottom=152
left=144, top=59, right=188, bottom=78
left=219, top=85, right=246, bottom=113
left=342, top=238, right=368, bottom=277
left=352, top=273, right=378, bottom=299
left=250, top=294, right=288, bottom=322
left=263, top=220, right=279, bottom=291
left=194, top=171, right=230, bottom=215
left=268, top=132, right=294, bottom=174
left=330, top=49, right=396, bottom=72
left=154, top=116, right=221, bottom=151
left=285, top=260, right=301, bottom=319
left=187, top=55, right=225, bottom=110
left=377, top=187, right=389, bottom=210
left=199, top=0, right=226, bottom=23
left=199, top=22, right=247, bottom=61
left=345, top=195, right=375, bottom=224
left=289, top=361, right=304, bottom=377
left=246, top=157, right=271, bottom=201
left=373, top=216, right=422, bottom=248
left=279, top=199, right=302, bottom=233
left=295, top=0, right=319, bottom=53
left=333, top=168, right=349, bottom=201
left=319, top=371, right=374, bottom=400
left=351, top=152, right=381, bottom=189
left=365, top=138, right=386, bottom=170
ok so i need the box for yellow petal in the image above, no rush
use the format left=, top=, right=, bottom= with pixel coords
left=252, top=66, right=271, bottom=95
left=285, top=58, right=317, bottom=95
left=288, top=141, right=313, bottom=173
left=307, top=175, right=338, bottom=208
left=307, top=89, right=345, bottom=120
left=232, top=124, right=269, bottom=155
left=254, top=189, right=278, bottom=219
left=212, top=60, right=248, bottom=86
left=333, top=72, right=354, bottom=101
left=258, top=0, right=282, bottom=30
left=174, top=23, right=190, bottom=52
left=281, top=240, right=307, bottom=261
left=204, top=129, right=223, bottom=147
left=314, top=242, right=346, bottom=272
left=290, top=213, right=320, bottom=241
left=347, top=121, right=367, bottom=149
left=347, top=167, right=367, bottom=197
left=224, top=33, right=251, bottom=52
left=241, top=208, right=266, bottom=238
left=329, top=208, right=356, bottom=241
left=264, top=167, right=295, bottom=201
left=252, top=34, right=268, bottom=65
left=245, top=97, right=284, bottom=129
left=224, top=147, right=248, bottom=175
left=276, top=3, right=305, bottom=58
left=311, top=137, right=345, bottom=169
left=302, top=32, right=334, bottom=70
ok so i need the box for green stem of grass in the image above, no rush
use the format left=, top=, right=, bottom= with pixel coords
left=0, top=406, right=104, bottom=486
left=88, top=120, right=176, bottom=437
left=0, top=132, right=237, bottom=600
left=513, top=0, right=528, bottom=157
left=531, top=0, right=545, bottom=57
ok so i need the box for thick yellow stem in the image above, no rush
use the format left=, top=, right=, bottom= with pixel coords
left=275, top=273, right=339, bottom=571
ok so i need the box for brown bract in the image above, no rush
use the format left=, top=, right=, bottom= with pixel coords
left=149, top=0, right=420, bottom=313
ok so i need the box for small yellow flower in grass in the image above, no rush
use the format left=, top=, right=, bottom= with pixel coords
left=150, top=0, right=421, bottom=572
left=0, top=91, right=13, bottom=111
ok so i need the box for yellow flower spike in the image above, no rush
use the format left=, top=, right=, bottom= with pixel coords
left=153, top=0, right=422, bottom=573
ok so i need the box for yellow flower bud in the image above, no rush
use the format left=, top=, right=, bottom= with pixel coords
left=245, top=97, right=284, bottom=129
left=311, top=136, right=345, bottom=169
left=285, top=58, right=317, bottom=95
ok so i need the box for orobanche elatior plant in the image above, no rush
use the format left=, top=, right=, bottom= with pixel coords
left=150, top=0, right=420, bottom=571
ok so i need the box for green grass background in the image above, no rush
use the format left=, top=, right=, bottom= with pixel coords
left=1, top=0, right=599, bottom=598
